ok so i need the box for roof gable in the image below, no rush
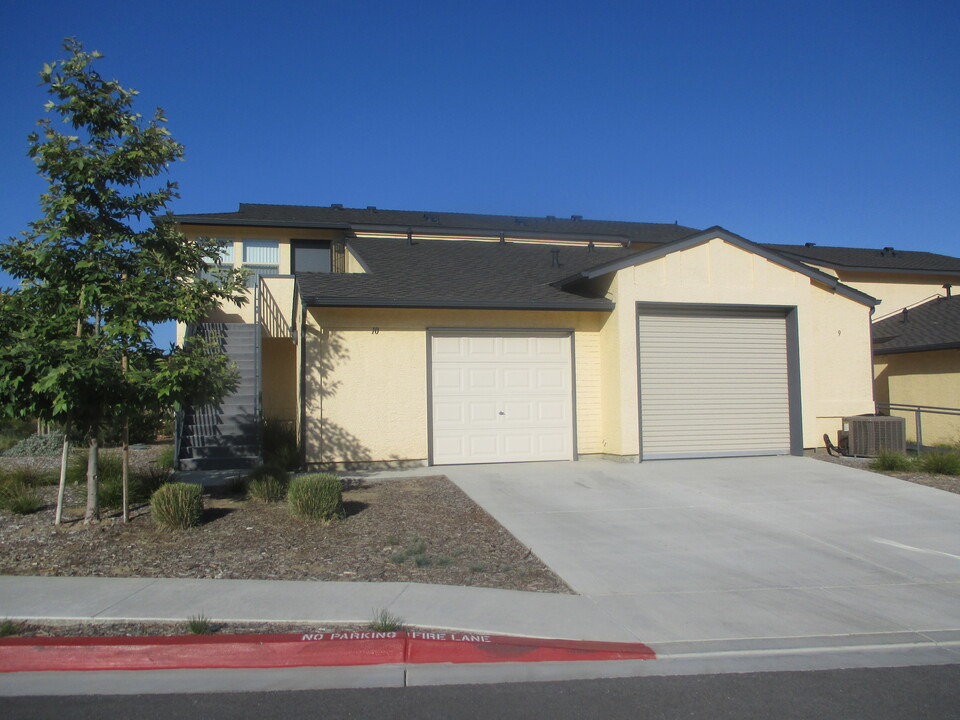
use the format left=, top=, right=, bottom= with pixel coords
left=554, top=227, right=878, bottom=307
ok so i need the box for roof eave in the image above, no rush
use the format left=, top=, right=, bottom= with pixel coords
left=172, top=215, right=352, bottom=230
left=775, top=254, right=960, bottom=277
left=873, top=341, right=960, bottom=355
left=300, top=296, right=614, bottom=312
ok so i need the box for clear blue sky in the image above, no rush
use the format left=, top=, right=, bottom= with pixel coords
left=2, top=0, right=959, bottom=346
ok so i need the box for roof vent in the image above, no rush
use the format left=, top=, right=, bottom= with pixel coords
left=587, top=241, right=595, bottom=253
left=571, top=215, right=583, bottom=221
left=944, top=283, right=953, bottom=297
left=331, top=203, right=343, bottom=209
left=805, top=242, right=816, bottom=247
left=366, top=206, right=377, bottom=211
left=901, top=307, right=908, bottom=322
left=551, top=249, right=561, bottom=267
left=499, top=231, right=505, bottom=245
left=406, top=227, right=414, bottom=247
left=546, top=215, right=556, bottom=221
left=882, top=246, right=896, bottom=256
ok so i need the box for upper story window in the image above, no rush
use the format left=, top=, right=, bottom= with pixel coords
left=243, top=239, right=280, bottom=286
left=292, top=240, right=332, bottom=273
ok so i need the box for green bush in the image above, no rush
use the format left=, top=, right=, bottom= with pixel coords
left=870, top=450, right=912, bottom=472
left=263, top=419, right=299, bottom=471
left=246, top=463, right=288, bottom=502
left=151, top=482, right=203, bottom=529
left=0, top=466, right=54, bottom=487
left=287, top=473, right=343, bottom=520
left=916, top=451, right=960, bottom=476
left=0, top=479, right=44, bottom=515
left=134, top=467, right=175, bottom=501
left=2, top=431, right=66, bottom=457
left=95, top=454, right=125, bottom=509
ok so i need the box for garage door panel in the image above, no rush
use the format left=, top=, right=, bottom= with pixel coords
left=639, top=307, right=792, bottom=460
left=431, top=333, right=574, bottom=465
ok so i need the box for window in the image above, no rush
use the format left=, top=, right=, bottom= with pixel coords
left=242, top=239, right=280, bottom=286
left=215, top=239, right=235, bottom=265
left=292, top=241, right=332, bottom=273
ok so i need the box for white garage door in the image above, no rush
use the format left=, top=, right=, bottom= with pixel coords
left=430, top=332, right=574, bottom=465
left=638, top=306, right=792, bottom=460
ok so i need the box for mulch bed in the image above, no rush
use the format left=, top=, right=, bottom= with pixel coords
left=0, top=620, right=418, bottom=639
left=0, top=450, right=571, bottom=595
left=809, top=451, right=960, bottom=494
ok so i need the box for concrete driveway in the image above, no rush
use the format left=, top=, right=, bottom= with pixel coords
left=441, top=456, right=960, bottom=647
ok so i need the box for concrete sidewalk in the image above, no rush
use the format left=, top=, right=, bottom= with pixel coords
left=4, top=456, right=960, bottom=693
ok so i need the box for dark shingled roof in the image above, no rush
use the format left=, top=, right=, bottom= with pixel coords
left=872, top=295, right=960, bottom=354
left=174, top=203, right=698, bottom=244
left=764, top=244, right=960, bottom=274
left=296, top=237, right=636, bottom=310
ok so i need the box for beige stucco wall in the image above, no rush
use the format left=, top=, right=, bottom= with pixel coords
left=262, top=338, right=297, bottom=422
left=874, top=349, right=960, bottom=445
left=808, top=266, right=957, bottom=316
left=599, top=237, right=876, bottom=456
left=301, top=307, right=606, bottom=467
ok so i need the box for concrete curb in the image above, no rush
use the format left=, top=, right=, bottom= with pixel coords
left=0, top=631, right=655, bottom=674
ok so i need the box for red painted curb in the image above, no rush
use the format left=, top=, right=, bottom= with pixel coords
left=0, top=632, right=655, bottom=673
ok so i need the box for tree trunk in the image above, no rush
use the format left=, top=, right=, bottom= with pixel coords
left=54, top=420, right=71, bottom=525
left=121, top=350, right=129, bottom=522
left=84, top=433, right=100, bottom=524
left=122, top=418, right=129, bottom=522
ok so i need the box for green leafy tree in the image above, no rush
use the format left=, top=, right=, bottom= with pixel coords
left=0, top=39, right=247, bottom=523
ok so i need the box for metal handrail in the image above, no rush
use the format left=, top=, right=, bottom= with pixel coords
left=173, top=323, right=199, bottom=472
left=254, top=278, right=264, bottom=466
left=876, top=402, right=960, bottom=454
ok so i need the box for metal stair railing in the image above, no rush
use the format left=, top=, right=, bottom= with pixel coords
left=875, top=402, right=960, bottom=454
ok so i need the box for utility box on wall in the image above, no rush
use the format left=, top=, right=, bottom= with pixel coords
left=839, top=415, right=907, bottom=457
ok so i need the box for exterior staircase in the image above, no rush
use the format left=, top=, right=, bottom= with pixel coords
left=176, top=323, right=262, bottom=471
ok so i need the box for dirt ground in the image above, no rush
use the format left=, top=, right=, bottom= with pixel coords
left=0, top=448, right=571, bottom=595
left=809, top=450, right=960, bottom=494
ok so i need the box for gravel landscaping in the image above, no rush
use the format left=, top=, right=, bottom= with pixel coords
left=809, top=449, right=960, bottom=494
left=0, top=447, right=571, bottom=595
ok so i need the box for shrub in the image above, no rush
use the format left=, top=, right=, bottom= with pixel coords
left=151, top=482, right=203, bottom=529
left=247, top=463, right=289, bottom=502
left=134, top=467, right=175, bottom=502
left=95, top=454, right=125, bottom=509
left=263, top=418, right=299, bottom=471
left=287, top=473, right=343, bottom=520
left=2, top=431, right=66, bottom=457
left=1, top=466, right=53, bottom=487
left=0, top=480, right=44, bottom=515
left=187, top=613, right=213, bottom=635
left=156, top=445, right=175, bottom=470
left=0, top=619, right=22, bottom=637
left=870, top=450, right=912, bottom=472
left=916, top=451, right=960, bottom=476
left=369, top=609, right=404, bottom=632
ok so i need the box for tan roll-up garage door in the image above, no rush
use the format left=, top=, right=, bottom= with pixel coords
left=430, top=332, right=574, bottom=465
left=638, top=306, right=791, bottom=459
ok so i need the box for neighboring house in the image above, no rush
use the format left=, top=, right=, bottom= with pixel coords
left=169, top=203, right=954, bottom=470
left=872, top=295, right=960, bottom=445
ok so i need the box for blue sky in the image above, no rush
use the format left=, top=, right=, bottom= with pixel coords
left=2, top=1, right=958, bottom=346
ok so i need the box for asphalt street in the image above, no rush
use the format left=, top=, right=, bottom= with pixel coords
left=7, top=664, right=960, bottom=719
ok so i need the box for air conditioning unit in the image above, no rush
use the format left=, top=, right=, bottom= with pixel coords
left=839, top=415, right=906, bottom=457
